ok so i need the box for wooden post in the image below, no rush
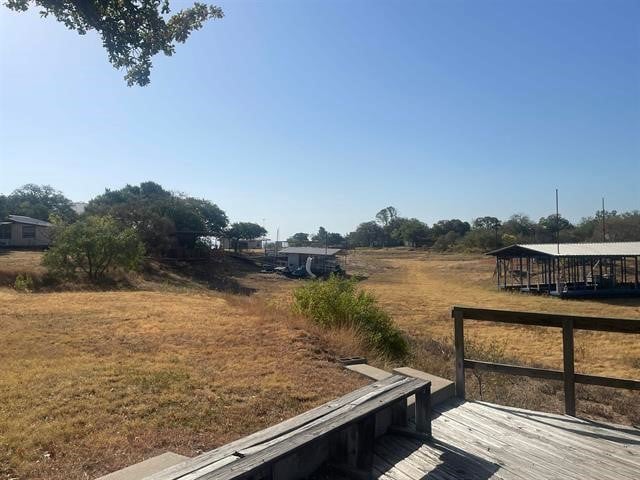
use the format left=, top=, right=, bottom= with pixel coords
left=453, top=309, right=465, bottom=399
left=598, top=258, right=603, bottom=290
left=391, top=398, right=407, bottom=427
left=415, top=383, right=431, bottom=438
left=527, top=257, right=531, bottom=290
left=356, top=415, right=375, bottom=473
left=504, top=259, right=508, bottom=288
left=635, top=256, right=639, bottom=289
left=562, top=318, right=576, bottom=416
left=519, top=257, right=523, bottom=287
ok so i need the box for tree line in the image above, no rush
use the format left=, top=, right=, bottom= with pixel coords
left=287, top=206, right=639, bottom=252
left=1, top=182, right=266, bottom=280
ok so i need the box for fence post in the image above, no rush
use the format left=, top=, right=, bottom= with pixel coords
left=453, top=308, right=465, bottom=399
left=415, top=383, right=432, bottom=438
left=562, top=318, right=576, bottom=416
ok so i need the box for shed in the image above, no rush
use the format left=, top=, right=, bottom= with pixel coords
left=279, top=246, right=343, bottom=274
left=487, top=242, right=640, bottom=297
left=0, top=215, right=54, bottom=248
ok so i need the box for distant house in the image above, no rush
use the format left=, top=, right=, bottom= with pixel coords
left=220, top=238, right=263, bottom=250
left=0, top=215, right=54, bottom=248
left=279, top=246, right=344, bottom=274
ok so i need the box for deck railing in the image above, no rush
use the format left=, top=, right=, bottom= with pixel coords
left=451, top=306, right=640, bottom=416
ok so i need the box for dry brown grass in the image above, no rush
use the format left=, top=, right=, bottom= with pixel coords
left=0, top=288, right=366, bottom=480
left=1, top=248, right=638, bottom=480
left=344, top=249, right=639, bottom=425
left=0, top=251, right=47, bottom=287
left=349, top=249, right=640, bottom=379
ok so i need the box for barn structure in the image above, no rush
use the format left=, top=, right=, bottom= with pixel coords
left=278, top=246, right=344, bottom=275
left=0, top=215, right=53, bottom=248
left=487, top=242, right=640, bottom=298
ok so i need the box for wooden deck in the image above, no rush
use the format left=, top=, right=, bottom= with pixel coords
left=372, top=399, right=640, bottom=480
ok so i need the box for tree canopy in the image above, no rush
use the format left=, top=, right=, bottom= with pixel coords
left=85, top=181, right=227, bottom=253
left=346, top=206, right=639, bottom=252
left=375, top=206, right=398, bottom=227
left=4, top=0, right=223, bottom=86
left=1, top=184, right=77, bottom=222
left=43, top=215, right=144, bottom=281
left=391, top=218, right=430, bottom=247
left=348, top=221, right=384, bottom=248
left=311, top=226, right=345, bottom=247
left=226, top=222, right=267, bottom=251
left=287, top=232, right=311, bottom=247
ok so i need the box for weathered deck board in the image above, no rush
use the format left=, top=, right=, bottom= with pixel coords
left=373, top=400, right=640, bottom=480
left=145, top=375, right=409, bottom=480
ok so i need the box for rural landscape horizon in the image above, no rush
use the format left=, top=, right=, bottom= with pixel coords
left=1, top=1, right=638, bottom=237
left=1, top=1, right=638, bottom=480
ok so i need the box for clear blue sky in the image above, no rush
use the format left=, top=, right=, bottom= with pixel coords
left=1, top=0, right=638, bottom=238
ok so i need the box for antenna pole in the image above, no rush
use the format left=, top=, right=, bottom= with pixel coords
left=556, top=188, right=560, bottom=254
left=602, top=197, right=606, bottom=242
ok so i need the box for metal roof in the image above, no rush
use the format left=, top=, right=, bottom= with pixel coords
left=487, top=242, right=640, bottom=257
left=7, top=215, right=53, bottom=227
left=279, top=247, right=342, bottom=256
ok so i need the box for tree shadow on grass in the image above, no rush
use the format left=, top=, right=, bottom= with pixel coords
left=153, top=254, right=259, bottom=295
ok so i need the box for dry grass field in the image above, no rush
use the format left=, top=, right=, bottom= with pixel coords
left=348, top=249, right=640, bottom=378
left=1, top=248, right=638, bottom=479
left=0, top=250, right=47, bottom=287
left=343, top=249, right=639, bottom=425
left=0, top=252, right=366, bottom=480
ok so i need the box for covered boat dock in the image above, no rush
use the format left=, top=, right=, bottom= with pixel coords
left=487, top=242, right=640, bottom=298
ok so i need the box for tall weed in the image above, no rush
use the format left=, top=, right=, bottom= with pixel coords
left=293, top=275, right=408, bottom=359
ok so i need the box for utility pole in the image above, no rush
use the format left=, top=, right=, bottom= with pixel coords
left=602, top=197, right=606, bottom=242
left=556, top=189, right=560, bottom=254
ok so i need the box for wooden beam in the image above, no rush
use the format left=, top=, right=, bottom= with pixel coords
left=453, top=309, right=465, bottom=399
left=464, top=360, right=563, bottom=381
left=562, top=318, right=576, bottom=416
left=450, top=306, right=640, bottom=334
left=574, top=373, right=640, bottom=390
left=463, top=361, right=640, bottom=390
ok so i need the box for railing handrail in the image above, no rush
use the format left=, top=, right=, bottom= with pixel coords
left=451, top=305, right=640, bottom=417
left=451, top=305, right=640, bottom=333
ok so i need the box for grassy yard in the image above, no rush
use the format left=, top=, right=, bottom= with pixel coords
left=0, top=255, right=366, bottom=480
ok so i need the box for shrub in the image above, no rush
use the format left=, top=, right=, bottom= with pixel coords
left=43, top=215, right=145, bottom=282
left=14, top=274, right=34, bottom=292
left=293, top=275, right=408, bottom=359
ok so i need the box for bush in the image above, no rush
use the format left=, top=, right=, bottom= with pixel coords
left=43, top=215, right=145, bottom=282
left=293, top=275, right=408, bottom=359
left=14, top=274, right=34, bottom=292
